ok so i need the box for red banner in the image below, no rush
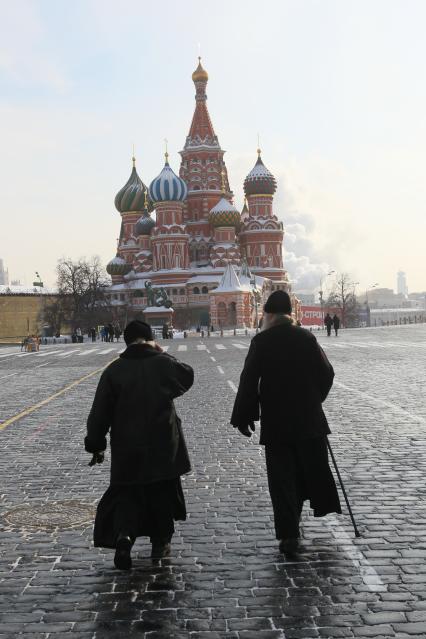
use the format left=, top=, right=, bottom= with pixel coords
left=300, top=306, right=324, bottom=326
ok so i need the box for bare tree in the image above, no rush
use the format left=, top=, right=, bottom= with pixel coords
left=42, top=256, right=111, bottom=333
left=326, top=273, right=361, bottom=328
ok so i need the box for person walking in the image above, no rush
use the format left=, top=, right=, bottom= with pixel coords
left=85, top=320, right=193, bottom=569
left=332, top=314, right=340, bottom=337
left=90, top=327, right=97, bottom=342
left=230, top=290, right=341, bottom=555
left=324, top=313, right=333, bottom=337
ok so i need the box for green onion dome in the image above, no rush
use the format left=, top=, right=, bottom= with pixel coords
left=106, top=255, right=132, bottom=276
left=208, top=197, right=241, bottom=228
left=114, top=159, right=151, bottom=213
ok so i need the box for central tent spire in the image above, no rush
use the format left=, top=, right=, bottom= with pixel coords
left=186, top=57, right=217, bottom=147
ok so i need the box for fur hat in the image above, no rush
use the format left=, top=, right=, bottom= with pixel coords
left=123, top=320, right=153, bottom=345
left=264, top=290, right=292, bottom=314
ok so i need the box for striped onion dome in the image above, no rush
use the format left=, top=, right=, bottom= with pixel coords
left=149, top=155, right=188, bottom=203
left=135, top=213, right=155, bottom=236
left=114, top=160, right=150, bottom=213
left=208, top=197, right=240, bottom=228
left=244, top=151, right=277, bottom=196
left=106, top=255, right=132, bottom=276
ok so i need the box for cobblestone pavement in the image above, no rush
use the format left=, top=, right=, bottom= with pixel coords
left=0, top=325, right=426, bottom=638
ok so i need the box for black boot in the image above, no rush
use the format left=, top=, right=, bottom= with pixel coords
left=279, top=538, right=299, bottom=556
left=151, top=538, right=171, bottom=559
left=114, top=535, right=133, bottom=570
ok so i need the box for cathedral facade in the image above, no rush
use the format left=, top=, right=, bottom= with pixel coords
left=106, top=59, right=296, bottom=329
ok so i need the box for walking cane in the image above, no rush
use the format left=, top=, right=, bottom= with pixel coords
left=326, top=438, right=361, bottom=538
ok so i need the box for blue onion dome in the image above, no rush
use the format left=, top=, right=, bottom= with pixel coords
left=106, top=255, right=132, bottom=276
left=244, top=150, right=277, bottom=196
left=149, top=153, right=188, bottom=203
left=135, top=213, right=155, bottom=236
left=208, top=197, right=240, bottom=228
left=115, top=158, right=152, bottom=213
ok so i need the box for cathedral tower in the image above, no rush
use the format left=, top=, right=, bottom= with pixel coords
left=149, top=153, right=190, bottom=282
left=239, top=150, right=288, bottom=284
left=179, top=58, right=232, bottom=266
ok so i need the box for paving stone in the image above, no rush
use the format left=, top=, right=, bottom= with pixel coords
left=0, top=328, right=426, bottom=637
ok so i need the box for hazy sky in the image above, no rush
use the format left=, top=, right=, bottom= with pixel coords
left=1, top=0, right=426, bottom=294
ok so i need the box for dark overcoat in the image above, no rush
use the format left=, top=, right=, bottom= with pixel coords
left=230, top=319, right=334, bottom=444
left=85, top=344, right=193, bottom=485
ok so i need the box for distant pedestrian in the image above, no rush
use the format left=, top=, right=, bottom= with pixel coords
left=100, top=327, right=107, bottom=342
left=231, top=290, right=341, bottom=556
left=324, top=313, right=333, bottom=337
left=85, top=320, right=194, bottom=568
left=114, top=327, right=121, bottom=342
left=107, top=323, right=114, bottom=343
left=162, top=323, right=169, bottom=340
left=90, top=327, right=97, bottom=342
left=333, top=314, right=340, bottom=337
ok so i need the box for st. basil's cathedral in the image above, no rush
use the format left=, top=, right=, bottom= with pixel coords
left=106, top=59, right=299, bottom=329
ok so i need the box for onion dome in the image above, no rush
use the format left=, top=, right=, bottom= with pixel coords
left=135, top=213, right=155, bottom=236
left=149, top=154, right=188, bottom=203
left=106, top=255, right=132, bottom=276
left=115, top=158, right=150, bottom=213
left=244, top=150, right=277, bottom=196
left=192, top=57, right=208, bottom=83
left=209, top=197, right=240, bottom=228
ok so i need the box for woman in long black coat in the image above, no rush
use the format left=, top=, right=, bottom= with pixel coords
left=85, top=320, right=193, bottom=568
left=231, top=291, right=341, bottom=555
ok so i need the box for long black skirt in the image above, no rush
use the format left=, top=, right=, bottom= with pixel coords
left=265, top=436, right=342, bottom=539
left=93, top=477, right=186, bottom=549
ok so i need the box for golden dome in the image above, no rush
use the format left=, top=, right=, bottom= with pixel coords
left=192, top=57, right=208, bottom=83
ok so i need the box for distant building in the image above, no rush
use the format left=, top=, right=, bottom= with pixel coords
left=295, top=292, right=316, bottom=305
left=0, top=259, right=9, bottom=286
left=397, top=271, right=408, bottom=297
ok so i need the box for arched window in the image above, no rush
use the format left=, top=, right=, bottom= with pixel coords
left=179, top=288, right=185, bottom=295
left=172, top=289, right=177, bottom=295
left=193, top=287, right=200, bottom=294
left=202, top=286, right=208, bottom=294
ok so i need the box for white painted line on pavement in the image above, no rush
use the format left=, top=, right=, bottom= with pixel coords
left=232, top=343, right=248, bottom=349
left=217, top=366, right=224, bottom=374
left=161, top=346, right=170, bottom=352
left=210, top=356, right=216, bottom=362
left=206, top=348, right=211, bottom=353
left=35, top=362, right=50, bottom=368
left=78, top=349, right=100, bottom=356
left=215, top=344, right=226, bottom=350
left=326, top=516, right=386, bottom=592
left=178, top=345, right=187, bottom=352
left=335, top=381, right=426, bottom=424
left=0, top=352, right=22, bottom=359
left=34, top=351, right=56, bottom=357
left=197, top=345, right=207, bottom=350
left=0, top=372, right=18, bottom=380
left=98, top=348, right=116, bottom=355
left=227, top=380, right=238, bottom=393
left=54, top=350, right=81, bottom=358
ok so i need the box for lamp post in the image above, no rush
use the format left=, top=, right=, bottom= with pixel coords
left=319, top=270, right=335, bottom=328
left=365, top=282, right=379, bottom=327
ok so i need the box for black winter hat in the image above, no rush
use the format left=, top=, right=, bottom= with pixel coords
left=123, top=320, right=153, bottom=345
left=264, top=290, right=292, bottom=314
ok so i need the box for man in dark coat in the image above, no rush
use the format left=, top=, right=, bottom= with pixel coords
left=324, top=312, right=333, bottom=336
left=231, top=290, right=341, bottom=555
left=332, top=314, right=340, bottom=336
left=85, top=320, right=193, bottom=569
